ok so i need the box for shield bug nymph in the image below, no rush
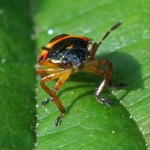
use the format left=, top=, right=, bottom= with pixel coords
left=36, top=21, right=125, bottom=126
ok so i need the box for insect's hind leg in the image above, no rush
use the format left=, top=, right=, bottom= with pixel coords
left=83, top=60, right=112, bottom=105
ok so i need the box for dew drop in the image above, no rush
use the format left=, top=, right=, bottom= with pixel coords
left=112, top=130, right=115, bottom=134
left=35, top=88, right=39, bottom=92
left=35, top=104, right=39, bottom=108
left=47, top=29, right=54, bottom=35
left=36, top=123, right=39, bottom=128
left=82, top=28, right=91, bottom=34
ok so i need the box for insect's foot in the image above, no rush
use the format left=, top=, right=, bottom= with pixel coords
left=95, top=95, right=111, bottom=106
left=41, top=98, right=53, bottom=105
left=110, top=83, right=126, bottom=90
left=55, top=113, right=64, bottom=127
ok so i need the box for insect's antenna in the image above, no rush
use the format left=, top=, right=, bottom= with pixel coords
left=97, top=21, right=123, bottom=47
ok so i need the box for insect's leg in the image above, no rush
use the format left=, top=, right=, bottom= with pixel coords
left=83, top=65, right=105, bottom=75
left=85, top=59, right=113, bottom=85
left=36, top=60, right=59, bottom=68
left=36, top=68, right=64, bottom=77
left=41, top=97, right=53, bottom=106
left=83, top=64, right=111, bottom=105
left=36, top=66, right=65, bottom=105
left=83, top=59, right=125, bottom=105
left=88, top=60, right=125, bottom=89
left=92, top=59, right=125, bottom=104
left=36, top=67, right=63, bottom=105
left=40, top=72, right=65, bottom=126
left=39, top=66, right=67, bottom=104
left=84, top=59, right=112, bottom=105
left=53, top=68, right=72, bottom=126
left=90, top=21, right=123, bottom=59
left=94, top=77, right=111, bottom=106
left=40, top=70, right=64, bottom=106
left=40, top=68, right=72, bottom=126
left=53, top=68, right=72, bottom=91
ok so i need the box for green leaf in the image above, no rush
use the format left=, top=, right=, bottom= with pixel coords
left=35, top=0, right=150, bottom=150
left=0, top=0, right=36, bottom=149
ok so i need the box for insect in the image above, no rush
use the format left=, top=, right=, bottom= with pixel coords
left=36, top=21, right=125, bottom=126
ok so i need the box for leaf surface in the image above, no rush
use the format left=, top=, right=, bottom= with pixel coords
left=35, top=0, right=150, bottom=150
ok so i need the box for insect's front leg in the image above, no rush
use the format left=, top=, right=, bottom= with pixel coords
left=40, top=68, right=72, bottom=126
left=36, top=67, right=65, bottom=106
left=40, top=75, right=65, bottom=126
